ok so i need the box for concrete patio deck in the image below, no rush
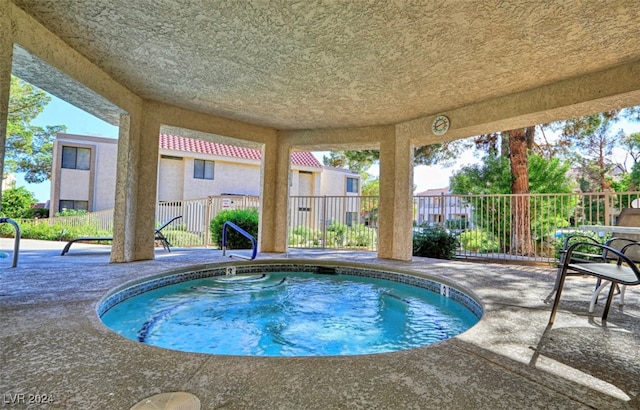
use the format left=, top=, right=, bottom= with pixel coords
left=1, top=238, right=639, bottom=409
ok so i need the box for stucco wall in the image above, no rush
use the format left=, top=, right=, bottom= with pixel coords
left=93, top=140, right=118, bottom=211
left=288, top=168, right=319, bottom=196
left=320, top=167, right=361, bottom=196
left=297, top=171, right=313, bottom=196
left=59, top=168, right=90, bottom=201
left=188, top=158, right=260, bottom=197
left=157, top=156, right=185, bottom=202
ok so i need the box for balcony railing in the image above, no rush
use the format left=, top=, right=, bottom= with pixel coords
left=9, top=192, right=640, bottom=264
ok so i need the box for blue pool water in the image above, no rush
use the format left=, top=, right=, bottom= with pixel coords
left=101, top=272, right=479, bottom=357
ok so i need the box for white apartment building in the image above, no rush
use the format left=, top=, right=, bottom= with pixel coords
left=414, top=186, right=471, bottom=227
left=50, top=133, right=361, bottom=217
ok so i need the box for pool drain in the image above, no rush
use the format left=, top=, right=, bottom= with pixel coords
left=129, top=392, right=200, bottom=410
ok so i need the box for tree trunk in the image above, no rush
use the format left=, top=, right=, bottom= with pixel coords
left=597, top=136, right=611, bottom=192
left=508, top=127, right=534, bottom=256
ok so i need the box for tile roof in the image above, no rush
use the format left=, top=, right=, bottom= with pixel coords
left=159, top=134, right=321, bottom=167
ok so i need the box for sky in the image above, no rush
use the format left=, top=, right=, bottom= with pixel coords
left=18, top=93, right=640, bottom=202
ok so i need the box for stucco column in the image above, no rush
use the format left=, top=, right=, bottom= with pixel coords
left=0, top=2, right=13, bottom=208
left=110, top=106, right=160, bottom=262
left=259, top=137, right=290, bottom=253
left=377, top=130, right=414, bottom=261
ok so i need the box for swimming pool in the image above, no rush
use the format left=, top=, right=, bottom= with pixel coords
left=98, top=262, right=483, bottom=357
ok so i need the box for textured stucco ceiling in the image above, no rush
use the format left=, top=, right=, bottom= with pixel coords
left=10, top=0, right=640, bottom=130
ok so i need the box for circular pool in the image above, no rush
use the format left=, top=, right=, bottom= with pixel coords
left=98, top=263, right=482, bottom=357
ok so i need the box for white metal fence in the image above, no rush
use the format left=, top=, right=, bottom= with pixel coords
left=13, top=209, right=113, bottom=239
left=154, top=196, right=260, bottom=247
left=288, top=196, right=379, bottom=250
left=11, top=192, right=640, bottom=263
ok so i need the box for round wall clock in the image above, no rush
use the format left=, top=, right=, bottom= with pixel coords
left=431, top=115, right=450, bottom=136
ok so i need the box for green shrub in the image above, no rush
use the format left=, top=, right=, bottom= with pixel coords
left=459, top=229, right=501, bottom=253
left=0, top=219, right=111, bottom=241
left=291, top=226, right=322, bottom=246
left=210, top=208, right=259, bottom=249
left=21, top=222, right=68, bottom=241
left=163, top=229, right=201, bottom=247
left=1, top=187, right=37, bottom=218
left=412, top=225, right=458, bottom=260
left=0, top=223, right=15, bottom=237
left=326, top=221, right=348, bottom=247
left=288, top=232, right=304, bottom=246
left=346, top=224, right=376, bottom=247
left=445, top=218, right=469, bottom=231
left=55, top=209, right=88, bottom=217
left=161, top=222, right=187, bottom=231
left=27, top=207, right=49, bottom=219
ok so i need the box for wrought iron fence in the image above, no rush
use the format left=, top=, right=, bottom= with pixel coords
left=10, top=191, right=640, bottom=263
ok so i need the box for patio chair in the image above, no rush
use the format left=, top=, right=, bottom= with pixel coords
left=154, top=215, right=183, bottom=251
left=548, top=240, right=640, bottom=324
left=61, top=215, right=182, bottom=255
left=548, top=207, right=640, bottom=306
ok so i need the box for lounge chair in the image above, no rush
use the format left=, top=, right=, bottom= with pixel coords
left=153, top=215, right=183, bottom=251
left=61, top=215, right=182, bottom=255
left=549, top=240, right=640, bottom=324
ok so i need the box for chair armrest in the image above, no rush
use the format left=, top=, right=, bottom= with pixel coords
left=561, top=233, right=600, bottom=250
left=604, top=237, right=640, bottom=261
left=565, top=241, right=640, bottom=282
left=620, top=241, right=640, bottom=261
left=157, top=215, right=183, bottom=232
left=606, top=237, right=638, bottom=247
left=559, top=235, right=605, bottom=264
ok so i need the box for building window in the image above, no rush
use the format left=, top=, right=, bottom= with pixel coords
left=59, top=200, right=89, bottom=212
left=345, top=211, right=358, bottom=227
left=161, top=155, right=183, bottom=161
left=346, top=177, right=359, bottom=193
left=194, top=159, right=214, bottom=179
left=61, top=146, right=91, bottom=170
left=430, top=214, right=444, bottom=223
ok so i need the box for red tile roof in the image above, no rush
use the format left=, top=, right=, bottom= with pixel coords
left=291, top=151, right=323, bottom=167
left=159, top=134, right=321, bottom=167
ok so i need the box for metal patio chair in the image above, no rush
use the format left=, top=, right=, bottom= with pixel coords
left=548, top=208, right=640, bottom=307
left=154, top=215, right=183, bottom=251
left=549, top=240, right=640, bottom=324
